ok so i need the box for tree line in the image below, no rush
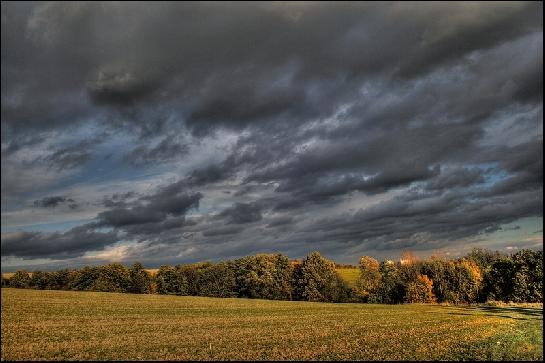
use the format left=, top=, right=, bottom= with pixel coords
left=2, top=248, right=542, bottom=304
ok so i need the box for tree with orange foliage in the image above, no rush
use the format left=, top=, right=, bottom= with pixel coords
left=404, top=274, right=436, bottom=303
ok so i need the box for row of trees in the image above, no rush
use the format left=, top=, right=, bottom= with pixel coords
left=2, top=249, right=542, bottom=304
left=356, top=248, right=543, bottom=303
left=4, top=262, right=153, bottom=294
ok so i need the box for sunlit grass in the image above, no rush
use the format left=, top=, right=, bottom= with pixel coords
left=1, top=288, right=542, bottom=360
left=336, top=268, right=360, bottom=287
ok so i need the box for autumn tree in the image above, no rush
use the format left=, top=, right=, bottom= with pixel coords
left=356, top=256, right=382, bottom=302
left=404, top=274, right=435, bottom=303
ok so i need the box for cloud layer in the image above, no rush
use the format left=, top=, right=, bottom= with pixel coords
left=1, top=2, right=543, bottom=269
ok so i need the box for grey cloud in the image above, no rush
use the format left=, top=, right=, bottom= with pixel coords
left=124, top=135, right=189, bottom=166
left=202, top=225, right=245, bottom=237
left=37, top=137, right=105, bottom=171
left=97, top=188, right=202, bottom=228
left=188, top=164, right=234, bottom=186
left=33, top=195, right=76, bottom=209
left=102, top=191, right=137, bottom=208
left=218, top=202, right=263, bottom=224
left=266, top=216, right=294, bottom=228
left=1, top=2, right=543, bottom=268
left=425, top=167, right=485, bottom=191
left=2, top=2, right=541, bottom=137
left=1, top=225, right=119, bottom=259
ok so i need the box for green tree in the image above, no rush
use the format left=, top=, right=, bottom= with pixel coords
left=29, top=271, right=52, bottom=290
left=356, top=256, right=382, bottom=302
left=72, top=266, right=100, bottom=291
left=234, top=254, right=293, bottom=300
left=511, top=249, right=543, bottom=302
left=129, top=262, right=152, bottom=293
left=49, top=269, right=77, bottom=290
left=9, top=270, right=30, bottom=288
left=92, top=263, right=131, bottom=293
left=482, top=256, right=516, bottom=302
left=197, top=262, right=237, bottom=298
left=465, top=247, right=503, bottom=274
left=177, top=262, right=212, bottom=296
left=420, top=259, right=451, bottom=303
left=155, top=265, right=188, bottom=295
left=293, top=252, right=351, bottom=302
left=374, top=261, right=404, bottom=304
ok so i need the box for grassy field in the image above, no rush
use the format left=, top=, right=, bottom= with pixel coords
left=336, top=268, right=360, bottom=287
left=1, top=288, right=542, bottom=361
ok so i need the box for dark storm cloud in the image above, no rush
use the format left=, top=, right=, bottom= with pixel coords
left=1, top=225, right=119, bottom=258
left=188, top=164, right=234, bottom=186
left=2, top=179, right=202, bottom=259
left=202, top=225, right=245, bottom=237
left=1, top=2, right=543, bottom=266
left=217, top=202, right=263, bottom=224
left=102, top=191, right=137, bottom=208
left=97, top=185, right=202, bottom=228
left=266, top=216, right=294, bottom=228
left=33, top=196, right=76, bottom=209
left=484, top=138, right=543, bottom=196
left=298, top=187, right=543, bottom=253
left=2, top=2, right=542, bottom=137
left=425, top=167, right=485, bottom=191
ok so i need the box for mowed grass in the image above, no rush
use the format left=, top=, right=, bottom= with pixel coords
left=1, top=288, right=542, bottom=361
left=336, top=268, right=360, bottom=287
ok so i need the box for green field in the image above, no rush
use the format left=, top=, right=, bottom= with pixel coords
left=1, top=288, right=542, bottom=361
left=336, top=268, right=360, bottom=287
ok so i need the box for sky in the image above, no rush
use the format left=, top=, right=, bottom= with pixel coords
left=1, top=1, right=543, bottom=271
